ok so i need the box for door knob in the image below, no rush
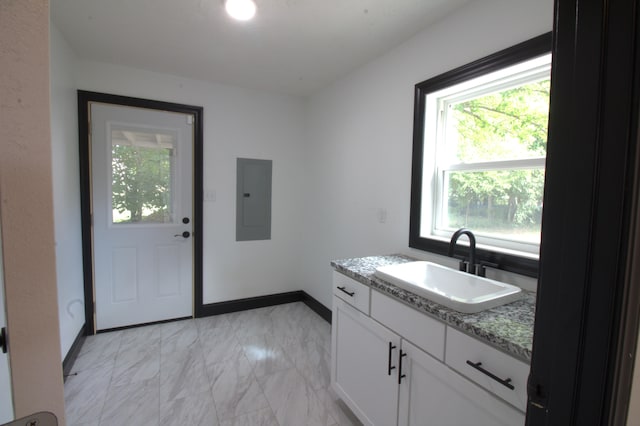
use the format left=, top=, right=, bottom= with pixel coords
left=174, top=231, right=190, bottom=238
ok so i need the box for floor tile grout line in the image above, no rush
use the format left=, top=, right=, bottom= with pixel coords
left=232, top=321, right=278, bottom=423
left=65, top=302, right=348, bottom=426
left=249, top=345, right=284, bottom=426
left=94, top=330, right=123, bottom=426
left=196, top=324, right=221, bottom=426
left=246, top=316, right=335, bottom=426
left=289, top=346, right=340, bottom=425
left=196, top=318, right=223, bottom=425
left=159, top=318, right=219, bottom=423
left=230, top=312, right=288, bottom=426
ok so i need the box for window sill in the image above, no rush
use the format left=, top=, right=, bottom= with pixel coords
left=409, top=234, right=539, bottom=278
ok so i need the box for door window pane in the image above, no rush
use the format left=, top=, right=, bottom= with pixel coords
left=111, top=128, right=175, bottom=224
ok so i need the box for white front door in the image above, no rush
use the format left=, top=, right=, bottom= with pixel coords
left=91, top=103, right=194, bottom=330
left=0, top=221, right=14, bottom=423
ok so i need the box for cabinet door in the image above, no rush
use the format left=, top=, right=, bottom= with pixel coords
left=445, top=327, right=530, bottom=411
left=398, top=340, right=525, bottom=426
left=332, top=297, right=400, bottom=426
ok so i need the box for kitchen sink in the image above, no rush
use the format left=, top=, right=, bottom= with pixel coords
left=374, top=261, right=522, bottom=314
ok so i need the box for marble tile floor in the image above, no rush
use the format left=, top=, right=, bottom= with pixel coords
left=64, top=302, right=362, bottom=426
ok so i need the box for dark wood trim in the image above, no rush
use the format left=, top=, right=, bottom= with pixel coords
left=193, top=100, right=205, bottom=319
left=97, top=316, right=192, bottom=334
left=198, top=291, right=305, bottom=317
left=409, top=33, right=552, bottom=278
left=610, top=113, right=640, bottom=424
left=62, top=324, right=86, bottom=380
left=197, top=291, right=332, bottom=324
left=77, top=91, right=94, bottom=335
left=609, top=3, right=640, bottom=422
left=526, top=0, right=640, bottom=423
left=414, top=33, right=552, bottom=94
left=302, top=292, right=332, bottom=324
left=77, top=90, right=204, bottom=334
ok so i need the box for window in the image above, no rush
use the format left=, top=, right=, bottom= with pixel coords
left=110, top=126, right=176, bottom=224
left=410, top=34, right=552, bottom=277
left=430, top=56, right=550, bottom=252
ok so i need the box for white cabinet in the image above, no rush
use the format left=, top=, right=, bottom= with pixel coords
left=398, top=339, right=524, bottom=426
left=371, top=289, right=445, bottom=361
left=331, top=297, right=400, bottom=426
left=333, top=271, right=371, bottom=314
left=331, top=272, right=528, bottom=426
left=445, top=327, right=530, bottom=411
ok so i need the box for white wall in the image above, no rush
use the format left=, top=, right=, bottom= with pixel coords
left=50, top=25, right=85, bottom=358
left=302, top=0, right=553, bottom=308
left=49, top=0, right=553, bottom=352
left=74, top=60, right=307, bottom=305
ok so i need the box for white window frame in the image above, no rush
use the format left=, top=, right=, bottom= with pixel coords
left=421, top=54, right=552, bottom=257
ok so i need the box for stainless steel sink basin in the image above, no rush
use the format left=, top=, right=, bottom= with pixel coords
left=374, top=261, right=522, bottom=313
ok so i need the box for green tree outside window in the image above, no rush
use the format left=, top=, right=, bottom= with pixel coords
left=111, top=145, right=172, bottom=224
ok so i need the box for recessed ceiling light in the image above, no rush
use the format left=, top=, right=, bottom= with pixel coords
left=225, top=0, right=256, bottom=21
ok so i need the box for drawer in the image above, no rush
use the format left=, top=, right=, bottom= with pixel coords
left=370, top=290, right=445, bottom=361
left=445, top=327, right=530, bottom=412
left=333, top=271, right=371, bottom=314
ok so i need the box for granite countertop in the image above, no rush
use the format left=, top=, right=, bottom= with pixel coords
left=331, top=254, right=535, bottom=363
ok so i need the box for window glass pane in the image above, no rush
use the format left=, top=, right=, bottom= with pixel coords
left=442, top=169, right=545, bottom=244
left=444, top=79, right=550, bottom=164
left=111, top=129, right=174, bottom=224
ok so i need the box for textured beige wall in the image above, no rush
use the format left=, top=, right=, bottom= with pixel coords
left=0, top=0, right=66, bottom=422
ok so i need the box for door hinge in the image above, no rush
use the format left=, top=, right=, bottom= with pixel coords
left=187, top=115, right=193, bottom=125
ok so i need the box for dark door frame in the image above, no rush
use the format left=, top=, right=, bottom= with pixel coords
left=77, top=90, right=204, bottom=334
left=527, top=0, right=640, bottom=424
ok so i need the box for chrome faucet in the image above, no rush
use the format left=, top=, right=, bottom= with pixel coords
left=448, top=228, right=476, bottom=274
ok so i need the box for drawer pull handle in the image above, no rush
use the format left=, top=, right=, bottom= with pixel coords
left=398, top=350, right=407, bottom=384
left=465, top=360, right=515, bottom=390
left=388, top=342, right=397, bottom=375
left=337, top=286, right=355, bottom=297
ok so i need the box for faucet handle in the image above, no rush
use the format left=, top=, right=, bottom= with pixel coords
left=476, top=261, right=499, bottom=277
left=452, top=255, right=469, bottom=272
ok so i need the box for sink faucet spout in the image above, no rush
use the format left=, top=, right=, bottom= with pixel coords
left=448, top=228, right=476, bottom=274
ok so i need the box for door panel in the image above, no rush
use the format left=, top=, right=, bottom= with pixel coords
left=156, top=245, right=181, bottom=297
left=236, top=158, right=272, bottom=241
left=111, top=247, right=137, bottom=303
left=91, top=103, right=193, bottom=330
left=243, top=163, right=269, bottom=226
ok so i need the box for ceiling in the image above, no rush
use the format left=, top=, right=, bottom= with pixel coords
left=51, top=0, right=471, bottom=97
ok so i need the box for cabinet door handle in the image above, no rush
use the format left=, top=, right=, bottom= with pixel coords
left=465, top=360, right=515, bottom=390
left=336, top=286, right=355, bottom=297
left=387, top=342, right=396, bottom=375
left=398, top=350, right=407, bottom=384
